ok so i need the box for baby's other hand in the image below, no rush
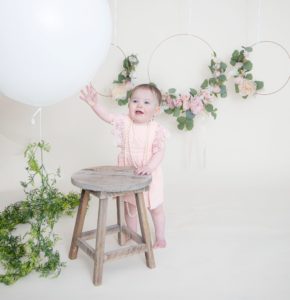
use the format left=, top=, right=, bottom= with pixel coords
left=135, top=165, right=153, bottom=176
left=80, top=83, right=98, bottom=107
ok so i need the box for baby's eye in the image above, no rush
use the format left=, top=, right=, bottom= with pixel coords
left=144, top=101, right=150, bottom=104
left=131, top=99, right=138, bottom=103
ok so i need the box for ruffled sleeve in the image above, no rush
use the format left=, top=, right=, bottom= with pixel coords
left=110, top=114, right=127, bottom=147
left=152, top=124, right=169, bottom=154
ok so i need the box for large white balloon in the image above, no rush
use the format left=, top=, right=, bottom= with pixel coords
left=0, top=0, right=112, bottom=106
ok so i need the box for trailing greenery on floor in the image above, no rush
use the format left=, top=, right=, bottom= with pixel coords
left=0, top=141, right=80, bottom=285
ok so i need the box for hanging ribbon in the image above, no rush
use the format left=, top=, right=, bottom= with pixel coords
left=31, top=107, right=43, bottom=142
left=256, top=0, right=262, bottom=42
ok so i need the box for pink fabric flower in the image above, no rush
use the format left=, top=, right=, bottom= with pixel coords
left=166, top=95, right=175, bottom=109
left=201, top=90, right=212, bottom=100
left=239, top=79, right=256, bottom=97
left=189, top=96, right=204, bottom=115
left=234, top=76, right=243, bottom=85
left=181, top=94, right=190, bottom=110
left=173, top=97, right=182, bottom=107
left=212, top=85, right=221, bottom=94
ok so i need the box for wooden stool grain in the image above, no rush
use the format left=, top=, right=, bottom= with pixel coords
left=69, top=166, right=155, bottom=286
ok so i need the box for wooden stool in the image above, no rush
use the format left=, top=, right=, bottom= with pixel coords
left=69, top=166, right=155, bottom=286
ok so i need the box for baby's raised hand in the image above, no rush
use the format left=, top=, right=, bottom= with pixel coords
left=80, top=83, right=98, bottom=107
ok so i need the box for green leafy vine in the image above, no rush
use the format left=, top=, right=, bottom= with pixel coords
left=0, top=141, right=80, bottom=285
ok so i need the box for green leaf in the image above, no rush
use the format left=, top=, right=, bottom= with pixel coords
left=245, top=73, right=253, bottom=80
left=230, top=59, right=236, bottom=66
left=118, top=73, right=126, bottom=82
left=185, top=119, right=193, bottom=130
left=168, top=88, right=176, bottom=94
left=242, top=95, right=248, bottom=99
left=242, top=46, right=253, bottom=52
left=255, top=81, right=264, bottom=90
left=205, top=104, right=214, bottom=112
left=118, top=99, right=128, bottom=106
left=177, top=116, right=186, bottom=124
left=177, top=123, right=185, bottom=130
left=164, top=108, right=174, bottom=114
left=173, top=107, right=181, bottom=117
left=243, top=60, right=253, bottom=71
left=232, top=50, right=239, bottom=59
left=186, top=110, right=194, bottom=119
left=190, top=88, right=197, bottom=97
left=220, top=62, right=227, bottom=72
left=235, top=84, right=240, bottom=93
left=211, top=111, right=217, bottom=119
left=123, top=58, right=130, bottom=69
left=209, top=78, right=217, bottom=86
left=220, top=85, right=227, bottom=98
left=218, top=74, right=227, bottom=83
left=201, top=79, right=208, bottom=89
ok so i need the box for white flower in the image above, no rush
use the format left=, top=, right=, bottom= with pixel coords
left=121, top=70, right=127, bottom=77
left=214, top=71, right=221, bottom=77
left=214, top=63, right=220, bottom=70
left=228, top=69, right=238, bottom=77
left=235, top=62, right=243, bottom=69
left=238, top=79, right=256, bottom=97
left=111, top=83, right=128, bottom=100
left=128, top=55, right=138, bottom=64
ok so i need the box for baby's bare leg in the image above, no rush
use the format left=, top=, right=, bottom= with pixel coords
left=124, top=203, right=137, bottom=240
left=150, top=204, right=166, bottom=248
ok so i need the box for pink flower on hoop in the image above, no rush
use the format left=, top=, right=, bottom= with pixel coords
left=181, top=94, right=190, bottom=110
left=190, top=96, right=204, bottom=115
left=166, top=95, right=175, bottom=109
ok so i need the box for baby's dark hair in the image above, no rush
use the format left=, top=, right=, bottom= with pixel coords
left=131, top=83, right=162, bottom=105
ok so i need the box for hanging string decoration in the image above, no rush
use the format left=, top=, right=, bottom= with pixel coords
left=229, top=46, right=264, bottom=99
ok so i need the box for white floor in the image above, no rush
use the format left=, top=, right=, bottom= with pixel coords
left=1, top=183, right=290, bottom=300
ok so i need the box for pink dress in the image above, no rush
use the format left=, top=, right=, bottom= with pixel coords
left=111, top=115, right=167, bottom=210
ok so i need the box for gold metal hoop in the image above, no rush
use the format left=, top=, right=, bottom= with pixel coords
left=147, top=33, right=215, bottom=83
left=250, top=40, right=290, bottom=95
left=95, top=43, right=126, bottom=97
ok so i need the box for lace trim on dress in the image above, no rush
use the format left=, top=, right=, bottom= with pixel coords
left=111, top=114, right=127, bottom=147
left=152, top=125, right=169, bottom=154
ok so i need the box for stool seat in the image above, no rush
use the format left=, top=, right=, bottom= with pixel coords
left=69, top=166, right=156, bottom=286
left=71, top=166, right=151, bottom=193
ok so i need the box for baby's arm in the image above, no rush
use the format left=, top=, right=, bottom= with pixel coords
left=80, top=83, right=114, bottom=123
left=135, top=147, right=165, bottom=175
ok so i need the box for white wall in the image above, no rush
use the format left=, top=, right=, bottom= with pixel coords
left=0, top=0, right=289, bottom=207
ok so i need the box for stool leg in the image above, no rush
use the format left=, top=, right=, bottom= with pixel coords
left=69, top=190, right=89, bottom=259
left=93, top=196, right=109, bottom=286
left=116, top=196, right=126, bottom=246
left=135, top=192, right=156, bottom=269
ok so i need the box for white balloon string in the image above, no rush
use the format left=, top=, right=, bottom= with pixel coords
left=184, top=130, right=193, bottom=168
left=31, top=107, right=43, bottom=142
left=113, top=0, right=118, bottom=46
left=200, top=121, right=207, bottom=169
left=187, top=0, right=192, bottom=34
left=256, top=0, right=262, bottom=42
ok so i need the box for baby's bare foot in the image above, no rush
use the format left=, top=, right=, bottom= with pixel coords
left=153, top=240, right=166, bottom=249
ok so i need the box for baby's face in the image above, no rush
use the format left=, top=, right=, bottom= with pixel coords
left=128, top=88, right=160, bottom=124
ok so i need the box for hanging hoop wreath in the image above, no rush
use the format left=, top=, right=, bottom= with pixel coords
left=147, top=34, right=228, bottom=131
left=229, top=41, right=289, bottom=98
left=94, top=43, right=139, bottom=105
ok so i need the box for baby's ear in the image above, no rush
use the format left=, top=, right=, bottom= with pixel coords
left=154, top=106, right=161, bottom=116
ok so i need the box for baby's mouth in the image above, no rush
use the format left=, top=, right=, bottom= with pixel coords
left=135, top=110, right=144, bottom=115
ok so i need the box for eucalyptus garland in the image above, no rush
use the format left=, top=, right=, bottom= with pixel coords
left=0, top=141, right=80, bottom=285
